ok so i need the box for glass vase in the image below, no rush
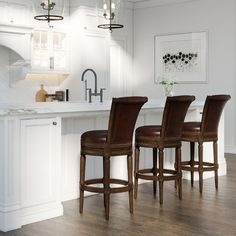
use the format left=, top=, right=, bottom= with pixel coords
left=164, top=84, right=174, bottom=97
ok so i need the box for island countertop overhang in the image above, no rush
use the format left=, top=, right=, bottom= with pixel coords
left=0, top=99, right=204, bottom=117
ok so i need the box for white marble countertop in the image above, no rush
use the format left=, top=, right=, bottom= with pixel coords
left=0, top=99, right=203, bottom=116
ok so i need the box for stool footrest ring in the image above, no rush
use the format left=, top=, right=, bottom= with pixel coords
left=136, top=168, right=180, bottom=181
left=82, top=178, right=130, bottom=194
left=181, top=161, right=218, bottom=172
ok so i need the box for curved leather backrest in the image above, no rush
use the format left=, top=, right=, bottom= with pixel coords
left=107, top=96, right=148, bottom=144
left=161, top=95, right=195, bottom=138
left=201, top=95, right=231, bottom=134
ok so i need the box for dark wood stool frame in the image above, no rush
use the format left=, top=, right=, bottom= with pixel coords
left=134, top=96, right=195, bottom=204
left=79, top=96, right=148, bottom=219
left=181, top=94, right=231, bottom=193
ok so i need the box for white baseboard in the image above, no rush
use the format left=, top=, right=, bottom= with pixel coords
left=0, top=202, right=63, bottom=232
left=21, top=202, right=63, bottom=227
left=225, top=145, right=236, bottom=154
left=0, top=208, right=21, bottom=232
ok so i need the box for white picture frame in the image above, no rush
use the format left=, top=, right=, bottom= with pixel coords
left=154, top=31, right=208, bottom=84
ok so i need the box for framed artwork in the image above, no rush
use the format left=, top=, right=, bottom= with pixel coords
left=154, top=31, right=208, bottom=83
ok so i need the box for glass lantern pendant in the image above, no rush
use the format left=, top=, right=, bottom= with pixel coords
left=98, top=0, right=124, bottom=32
left=34, top=0, right=63, bottom=24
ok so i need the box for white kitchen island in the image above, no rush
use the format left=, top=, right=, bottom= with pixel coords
left=0, top=99, right=225, bottom=232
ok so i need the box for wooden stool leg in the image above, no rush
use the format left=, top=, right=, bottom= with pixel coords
left=213, top=141, right=218, bottom=190
left=134, top=146, right=140, bottom=199
left=190, top=142, right=195, bottom=187
left=176, top=146, right=182, bottom=200
left=174, top=148, right=178, bottom=189
left=103, top=156, right=106, bottom=207
left=159, top=148, right=164, bottom=205
left=127, top=155, right=133, bottom=213
left=79, top=154, right=86, bottom=213
left=153, top=148, right=158, bottom=197
left=198, top=142, right=203, bottom=194
left=104, top=157, right=110, bottom=220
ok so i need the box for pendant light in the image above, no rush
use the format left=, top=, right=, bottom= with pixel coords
left=98, top=0, right=124, bottom=32
left=34, top=0, right=64, bottom=25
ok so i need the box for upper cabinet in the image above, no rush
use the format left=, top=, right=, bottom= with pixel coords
left=23, top=29, right=70, bottom=86
left=31, top=30, right=68, bottom=72
left=0, top=0, right=32, bottom=26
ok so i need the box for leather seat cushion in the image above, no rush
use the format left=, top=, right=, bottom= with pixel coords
left=136, top=125, right=161, bottom=137
left=136, top=125, right=183, bottom=147
left=182, top=122, right=201, bottom=133
left=81, top=130, right=107, bottom=144
left=182, top=122, right=201, bottom=140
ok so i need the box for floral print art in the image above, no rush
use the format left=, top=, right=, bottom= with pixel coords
left=162, top=52, right=198, bottom=73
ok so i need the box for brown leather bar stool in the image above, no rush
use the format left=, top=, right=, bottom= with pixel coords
left=79, top=96, right=148, bottom=220
left=181, top=94, right=231, bottom=193
left=134, top=96, right=195, bottom=204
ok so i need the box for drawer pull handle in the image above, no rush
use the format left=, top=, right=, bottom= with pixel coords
left=52, top=121, right=57, bottom=126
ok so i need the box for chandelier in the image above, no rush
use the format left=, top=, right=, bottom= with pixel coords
left=34, top=0, right=64, bottom=24
left=98, top=0, right=124, bottom=32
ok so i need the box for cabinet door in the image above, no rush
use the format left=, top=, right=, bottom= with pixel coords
left=20, top=117, right=62, bottom=223
left=0, top=1, right=30, bottom=25
left=31, top=30, right=68, bottom=71
left=31, top=30, right=50, bottom=69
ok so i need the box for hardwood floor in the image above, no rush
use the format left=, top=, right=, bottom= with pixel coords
left=3, top=156, right=236, bottom=236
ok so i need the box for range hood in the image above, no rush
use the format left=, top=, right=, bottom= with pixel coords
left=0, top=24, right=32, bottom=61
left=0, top=24, right=33, bottom=87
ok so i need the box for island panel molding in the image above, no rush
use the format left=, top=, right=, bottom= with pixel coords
left=0, top=100, right=226, bottom=232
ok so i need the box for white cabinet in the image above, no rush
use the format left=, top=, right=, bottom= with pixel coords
left=31, top=30, right=68, bottom=72
left=27, top=30, right=69, bottom=86
left=0, top=116, right=63, bottom=232
left=0, top=1, right=31, bottom=26
left=20, top=117, right=63, bottom=226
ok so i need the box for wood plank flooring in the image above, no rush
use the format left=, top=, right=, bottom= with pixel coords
left=2, top=155, right=236, bottom=236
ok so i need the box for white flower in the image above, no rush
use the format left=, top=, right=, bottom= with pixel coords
left=159, top=73, right=177, bottom=85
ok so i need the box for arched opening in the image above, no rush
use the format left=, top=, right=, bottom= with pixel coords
left=0, top=45, right=28, bottom=87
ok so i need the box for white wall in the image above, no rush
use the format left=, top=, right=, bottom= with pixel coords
left=132, top=0, right=236, bottom=153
